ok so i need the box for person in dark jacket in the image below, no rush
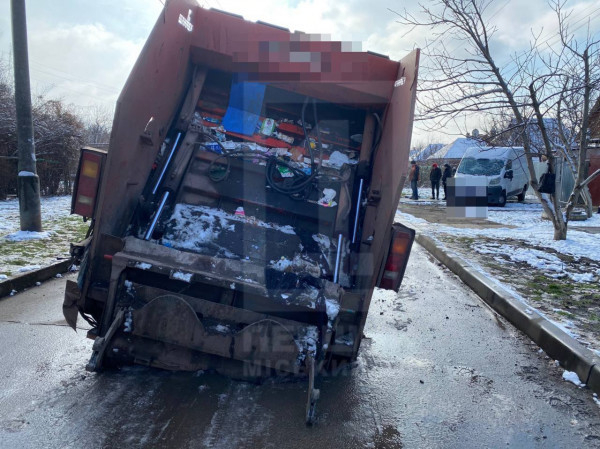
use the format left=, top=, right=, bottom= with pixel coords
left=442, top=163, right=453, bottom=200
left=429, top=163, right=442, bottom=199
left=409, top=160, right=420, bottom=199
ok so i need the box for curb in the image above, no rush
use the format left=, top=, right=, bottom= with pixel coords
left=416, top=233, right=600, bottom=395
left=0, top=259, right=72, bottom=299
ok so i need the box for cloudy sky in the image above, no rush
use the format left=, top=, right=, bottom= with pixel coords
left=1, top=0, right=598, bottom=144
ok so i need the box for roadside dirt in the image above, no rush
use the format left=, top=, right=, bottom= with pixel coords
left=399, top=199, right=600, bottom=356
left=400, top=201, right=512, bottom=228
left=440, top=235, right=600, bottom=354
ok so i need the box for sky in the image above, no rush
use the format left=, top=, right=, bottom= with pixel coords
left=1, top=0, right=599, bottom=145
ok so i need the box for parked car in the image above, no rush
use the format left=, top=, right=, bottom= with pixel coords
left=455, top=146, right=528, bottom=206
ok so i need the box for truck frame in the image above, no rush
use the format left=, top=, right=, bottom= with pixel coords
left=63, top=1, right=419, bottom=423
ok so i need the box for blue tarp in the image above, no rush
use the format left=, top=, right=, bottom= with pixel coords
left=222, top=79, right=266, bottom=136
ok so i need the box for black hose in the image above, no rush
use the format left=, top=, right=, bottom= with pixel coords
left=200, top=97, right=322, bottom=196
left=265, top=97, right=321, bottom=195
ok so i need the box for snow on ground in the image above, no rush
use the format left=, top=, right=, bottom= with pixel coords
left=0, top=196, right=74, bottom=235
left=0, top=196, right=88, bottom=279
left=401, top=187, right=442, bottom=204
left=4, top=230, right=53, bottom=242
left=562, top=370, right=584, bottom=387
left=397, top=199, right=600, bottom=265
left=397, top=191, right=600, bottom=354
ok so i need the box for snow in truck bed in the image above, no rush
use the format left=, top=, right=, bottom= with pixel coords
left=157, top=203, right=343, bottom=320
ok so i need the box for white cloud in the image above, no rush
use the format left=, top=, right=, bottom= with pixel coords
left=26, top=22, right=143, bottom=107
left=0, top=0, right=597, bottom=144
left=0, top=0, right=163, bottom=109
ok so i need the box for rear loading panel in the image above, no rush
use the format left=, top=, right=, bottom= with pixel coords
left=87, top=63, right=383, bottom=377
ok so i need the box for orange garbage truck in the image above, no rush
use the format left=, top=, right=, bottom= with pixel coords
left=63, top=1, right=419, bottom=423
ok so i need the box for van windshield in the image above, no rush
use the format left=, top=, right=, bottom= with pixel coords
left=457, top=157, right=505, bottom=176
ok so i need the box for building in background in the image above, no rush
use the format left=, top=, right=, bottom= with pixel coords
left=426, top=137, right=486, bottom=168
left=588, top=98, right=600, bottom=206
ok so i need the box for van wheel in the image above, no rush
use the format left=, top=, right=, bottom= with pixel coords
left=517, top=184, right=527, bottom=202
left=498, top=190, right=506, bottom=207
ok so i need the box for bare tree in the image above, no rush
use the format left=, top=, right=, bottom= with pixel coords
left=394, top=0, right=600, bottom=240
left=33, top=97, right=85, bottom=195
left=0, top=56, right=86, bottom=198
left=81, top=104, right=112, bottom=147
left=0, top=58, right=17, bottom=199
left=551, top=11, right=600, bottom=219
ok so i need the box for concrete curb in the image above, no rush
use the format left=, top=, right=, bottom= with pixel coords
left=416, top=233, right=600, bottom=395
left=0, top=259, right=72, bottom=299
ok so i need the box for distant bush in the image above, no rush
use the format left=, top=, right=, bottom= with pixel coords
left=0, top=58, right=110, bottom=200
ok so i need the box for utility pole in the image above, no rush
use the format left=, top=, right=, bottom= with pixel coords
left=11, top=0, right=42, bottom=231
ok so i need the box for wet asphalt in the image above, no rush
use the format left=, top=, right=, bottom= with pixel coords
left=0, top=245, right=599, bottom=448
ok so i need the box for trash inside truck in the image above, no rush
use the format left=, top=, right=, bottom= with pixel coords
left=63, top=0, right=419, bottom=424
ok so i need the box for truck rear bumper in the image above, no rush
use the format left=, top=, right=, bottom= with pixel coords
left=84, top=236, right=341, bottom=375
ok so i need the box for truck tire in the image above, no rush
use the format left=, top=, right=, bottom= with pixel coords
left=498, top=190, right=506, bottom=207
left=517, top=184, right=527, bottom=202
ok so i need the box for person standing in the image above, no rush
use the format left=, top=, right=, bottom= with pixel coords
left=430, top=163, right=442, bottom=199
left=442, top=163, right=453, bottom=200
left=409, top=160, right=420, bottom=200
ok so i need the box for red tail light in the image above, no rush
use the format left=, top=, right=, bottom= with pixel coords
left=378, top=223, right=415, bottom=291
left=71, top=147, right=107, bottom=219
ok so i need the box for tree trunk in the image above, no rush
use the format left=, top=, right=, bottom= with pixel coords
left=553, top=221, right=567, bottom=240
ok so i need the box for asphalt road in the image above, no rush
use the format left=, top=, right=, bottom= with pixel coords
left=0, top=245, right=599, bottom=448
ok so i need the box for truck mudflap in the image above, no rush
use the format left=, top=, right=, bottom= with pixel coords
left=63, top=280, right=80, bottom=331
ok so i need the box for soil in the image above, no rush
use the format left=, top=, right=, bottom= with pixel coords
left=398, top=200, right=600, bottom=356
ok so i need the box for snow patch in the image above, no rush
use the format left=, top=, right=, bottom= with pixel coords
left=213, top=324, right=230, bottom=334
left=569, top=272, right=595, bottom=283
left=135, top=262, right=152, bottom=270
left=4, top=230, right=52, bottom=242
left=236, top=276, right=258, bottom=284
left=172, top=271, right=193, bottom=282
left=18, top=265, right=41, bottom=273
left=123, top=310, right=133, bottom=333
left=325, top=298, right=340, bottom=321
left=562, top=370, right=583, bottom=387
left=312, top=233, right=331, bottom=249
left=270, top=257, right=293, bottom=271
left=18, top=171, right=35, bottom=177
left=296, top=326, right=319, bottom=360
left=162, top=203, right=296, bottom=253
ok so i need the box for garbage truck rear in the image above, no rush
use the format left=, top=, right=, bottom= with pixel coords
left=63, top=1, right=419, bottom=423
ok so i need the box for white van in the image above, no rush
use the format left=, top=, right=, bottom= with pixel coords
left=455, top=146, right=529, bottom=207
